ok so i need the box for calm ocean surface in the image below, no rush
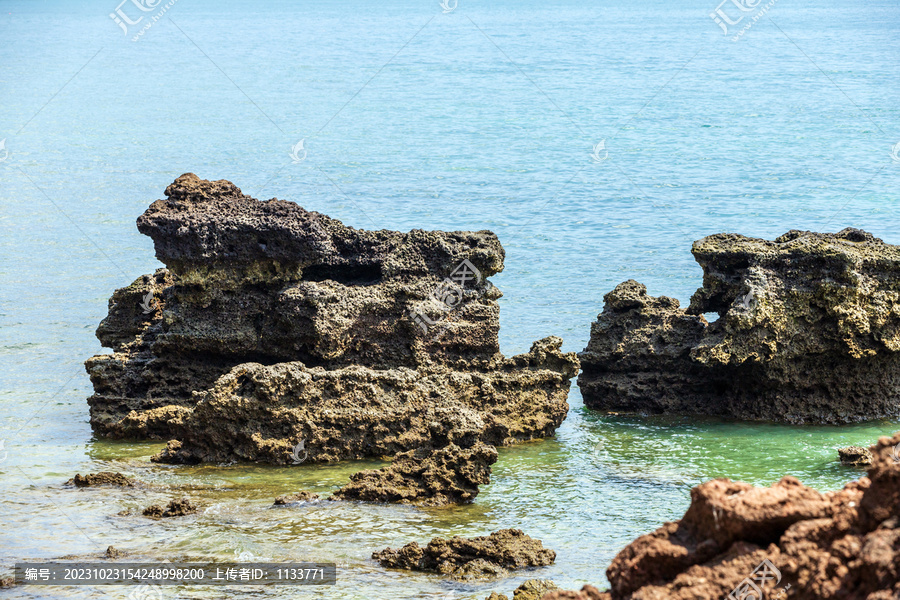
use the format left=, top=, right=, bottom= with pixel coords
left=1, top=0, right=899, bottom=597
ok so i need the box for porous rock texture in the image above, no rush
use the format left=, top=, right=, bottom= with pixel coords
left=838, top=445, right=873, bottom=467
left=273, top=491, right=319, bottom=505
left=84, top=174, right=579, bottom=465
left=330, top=442, right=498, bottom=506
left=579, top=229, right=900, bottom=423
left=65, top=472, right=134, bottom=487
left=142, top=497, right=199, bottom=518
left=485, top=578, right=558, bottom=600
left=545, top=433, right=900, bottom=600
left=372, top=529, right=555, bottom=580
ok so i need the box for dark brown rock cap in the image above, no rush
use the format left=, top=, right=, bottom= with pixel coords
left=688, top=227, right=898, bottom=315
left=138, top=173, right=505, bottom=280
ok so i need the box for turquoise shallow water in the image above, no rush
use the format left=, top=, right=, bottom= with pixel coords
left=2, top=0, right=900, bottom=598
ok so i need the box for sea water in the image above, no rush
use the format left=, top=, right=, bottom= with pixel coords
left=1, top=0, right=899, bottom=597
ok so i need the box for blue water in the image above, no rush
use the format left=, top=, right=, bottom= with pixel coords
left=2, top=0, right=899, bottom=598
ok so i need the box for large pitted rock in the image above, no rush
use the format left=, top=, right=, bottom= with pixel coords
left=372, top=529, right=555, bottom=580
left=84, top=174, right=578, bottom=467
left=330, top=442, right=497, bottom=506
left=579, top=229, right=900, bottom=423
left=546, top=433, right=900, bottom=600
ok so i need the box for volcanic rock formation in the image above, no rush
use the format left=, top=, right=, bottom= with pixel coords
left=545, top=433, right=900, bottom=600
left=85, top=174, right=578, bottom=464
left=579, top=229, right=900, bottom=423
left=372, top=529, right=555, bottom=580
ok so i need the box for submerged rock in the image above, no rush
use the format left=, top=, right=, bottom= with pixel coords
left=546, top=433, right=900, bottom=600
left=273, top=491, right=320, bottom=505
left=372, top=529, right=555, bottom=580
left=330, top=442, right=498, bottom=506
left=142, top=497, right=199, bottom=518
left=65, top=472, right=134, bottom=487
left=838, top=445, right=873, bottom=466
left=579, top=229, right=900, bottom=423
left=85, top=174, right=578, bottom=463
left=485, top=579, right=558, bottom=600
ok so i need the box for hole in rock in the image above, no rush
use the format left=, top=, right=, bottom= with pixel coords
left=302, top=263, right=383, bottom=285
left=702, top=312, right=719, bottom=324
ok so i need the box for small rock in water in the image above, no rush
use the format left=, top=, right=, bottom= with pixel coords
left=273, top=491, right=319, bottom=505
left=142, top=497, right=199, bottom=518
left=838, top=445, right=873, bottom=466
left=373, top=529, right=555, bottom=580
left=485, top=579, right=558, bottom=600
left=65, top=472, right=134, bottom=487
left=330, top=442, right=498, bottom=506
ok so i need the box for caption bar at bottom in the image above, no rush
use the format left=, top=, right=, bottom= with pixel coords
left=15, top=563, right=336, bottom=586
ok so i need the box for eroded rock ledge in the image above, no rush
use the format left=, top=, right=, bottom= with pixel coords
left=578, top=229, right=900, bottom=423
left=546, top=433, right=900, bottom=600
left=85, top=174, right=578, bottom=465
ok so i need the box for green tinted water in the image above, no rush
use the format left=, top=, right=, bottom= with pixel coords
left=2, top=385, right=893, bottom=599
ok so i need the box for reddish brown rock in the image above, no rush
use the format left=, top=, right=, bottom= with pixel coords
left=548, top=433, right=900, bottom=600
